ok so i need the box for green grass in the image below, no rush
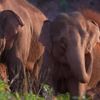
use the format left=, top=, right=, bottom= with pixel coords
left=0, top=79, right=69, bottom=100
left=0, top=79, right=91, bottom=100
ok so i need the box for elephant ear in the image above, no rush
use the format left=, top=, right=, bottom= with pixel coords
left=91, top=20, right=100, bottom=43
left=86, top=20, right=100, bottom=53
left=39, top=20, right=52, bottom=52
left=0, top=10, right=24, bottom=37
left=92, top=21, right=100, bottom=43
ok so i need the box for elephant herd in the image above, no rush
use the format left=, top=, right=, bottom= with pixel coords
left=0, top=0, right=100, bottom=99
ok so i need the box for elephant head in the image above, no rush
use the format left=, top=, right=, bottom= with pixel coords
left=39, top=12, right=100, bottom=83
left=0, top=10, right=23, bottom=54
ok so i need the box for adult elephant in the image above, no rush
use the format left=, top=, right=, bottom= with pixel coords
left=39, top=12, right=100, bottom=99
left=80, top=8, right=100, bottom=98
left=0, top=0, right=46, bottom=93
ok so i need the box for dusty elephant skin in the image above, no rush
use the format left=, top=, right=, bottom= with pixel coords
left=0, top=63, right=8, bottom=83
left=0, top=0, right=47, bottom=93
left=80, top=9, right=100, bottom=99
left=87, top=81, right=100, bottom=100
left=39, top=12, right=100, bottom=98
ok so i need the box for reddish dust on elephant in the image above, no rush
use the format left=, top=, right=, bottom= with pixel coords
left=0, top=0, right=46, bottom=93
left=87, top=81, right=100, bottom=100
left=0, top=63, right=8, bottom=83
left=80, top=8, right=100, bottom=98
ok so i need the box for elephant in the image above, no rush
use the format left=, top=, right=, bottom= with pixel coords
left=81, top=8, right=100, bottom=95
left=0, top=0, right=47, bottom=93
left=39, top=12, right=100, bottom=99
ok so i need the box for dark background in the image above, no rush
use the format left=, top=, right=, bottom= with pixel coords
left=28, top=0, right=100, bottom=19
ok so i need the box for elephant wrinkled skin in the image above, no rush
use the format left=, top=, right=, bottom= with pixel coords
left=0, top=0, right=46, bottom=92
left=39, top=12, right=100, bottom=98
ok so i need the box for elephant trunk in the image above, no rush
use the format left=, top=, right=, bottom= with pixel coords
left=67, top=47, right=93, bottom=83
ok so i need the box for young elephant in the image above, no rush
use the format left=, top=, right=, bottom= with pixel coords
left=39, top=12, right=100, bottom=98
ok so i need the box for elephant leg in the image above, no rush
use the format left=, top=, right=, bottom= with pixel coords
left=6, top=55, right=24, bottom=92
left=67, top=78, right=87, bottom=99
left=9, top=62, right=24, bottom=92
left=26, top=56, right=43, bottom=93
left=79, top=83, right=87, bottom=98
left=53, top=78, right=68, bottom=94
left=33, top=56, right=43, bottom=82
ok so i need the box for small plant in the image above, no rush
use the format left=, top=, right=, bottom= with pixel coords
left=42, top=84, right=53, bottom=100
left=0, top=79, right=44, bottom=100
left=57, top=93, right=70, bottom=100
left=23, top=93, right=44, bottom=100
left=0, top=79, right=10, bottom=92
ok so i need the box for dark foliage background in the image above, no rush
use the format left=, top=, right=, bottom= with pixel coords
left=28, top=0, right=100, bottom=19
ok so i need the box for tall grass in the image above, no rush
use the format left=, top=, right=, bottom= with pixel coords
left=0, top=79, right=92, bottom=100
left=0, top=79, right=71, bottom=100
